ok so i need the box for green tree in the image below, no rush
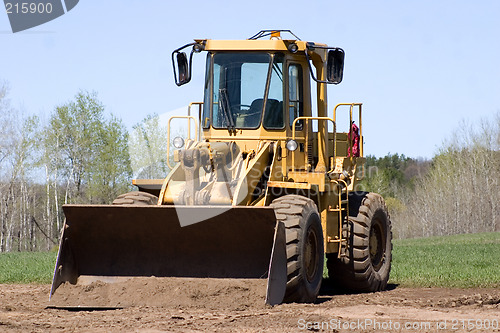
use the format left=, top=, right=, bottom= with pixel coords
left=359, top=153, right=430, bottom=228
left=360, top=153, right=422, bottom=198
left=0, top=83, right=43, bottom=251
left=44, top=91, right=132, bottom=204
left=87, top=115, right=132, bottom=203
left=129, top=114, right=169, bottom=179
left=0, top=84, right=15, bottom=170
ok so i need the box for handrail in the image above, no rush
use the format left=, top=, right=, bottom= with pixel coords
left=167, top=115, right=199, bottom=170
left=187, top=102, right=203, bottom=139
left=333, top=103, right=363, bottom=157
left=291, top=116, right=336, bottom=173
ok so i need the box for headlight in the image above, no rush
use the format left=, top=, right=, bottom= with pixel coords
left=172, top=136, right=185, bottom=149
left=193, top=43, right=204, bottom=53
left=286, top=139, right=298, bottom=151
left=287, top=43, right=298, bottom=53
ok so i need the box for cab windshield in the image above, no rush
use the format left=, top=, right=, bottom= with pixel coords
left=203, top=52, right=284, bottom=130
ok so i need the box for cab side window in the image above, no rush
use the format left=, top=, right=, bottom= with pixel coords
left=289, top=64, right=303, bottom=129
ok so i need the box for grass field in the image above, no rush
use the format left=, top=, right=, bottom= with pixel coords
left=390, top=232, right=500, bottom=288
left=0, top=251, right=56, bottom=284
left=1, top=232, right=499, bottom=287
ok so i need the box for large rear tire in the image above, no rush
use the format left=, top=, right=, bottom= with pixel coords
left=271, top=195, right=324, bottom=303
left=327, top=192, right=392, bottom=292
left=112, top=191, right=158, bottom=206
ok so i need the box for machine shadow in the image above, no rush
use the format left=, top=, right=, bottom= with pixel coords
left=314, top=278, right=399, bottom=304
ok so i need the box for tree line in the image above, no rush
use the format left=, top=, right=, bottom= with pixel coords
left=360, top=113, right=500, bottom=238
left=1, top=82, right=498, bottom=251
left=0, top=86, right=169, bottom=252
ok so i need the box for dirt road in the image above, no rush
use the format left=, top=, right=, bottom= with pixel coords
left=0, top=279, right=498, bottom=332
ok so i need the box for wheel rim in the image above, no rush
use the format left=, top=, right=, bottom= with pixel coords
left=304, top=226, right=319, bottom=282
left=369, top=217, right=385, bottom=271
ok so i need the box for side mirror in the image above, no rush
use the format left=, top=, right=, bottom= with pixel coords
left=172, top=41, right=205, bottom=86
left=326, top=48, right=345, bottom=84
left=174, top=52, right=191, bottom=86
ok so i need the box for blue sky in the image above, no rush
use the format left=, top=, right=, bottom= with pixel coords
left=1, top=0, right=499, bottom=158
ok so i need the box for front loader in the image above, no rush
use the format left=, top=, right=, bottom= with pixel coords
left=50, top=30, right=392, bottom=307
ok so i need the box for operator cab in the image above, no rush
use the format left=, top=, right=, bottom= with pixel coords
left=202, top=52, right=285, bottom=131
left=171, top=30, right=347, bottom=171
left=172, top=30, right=344, bottom=140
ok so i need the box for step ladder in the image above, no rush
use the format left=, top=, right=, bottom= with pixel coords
left=327, top=179, right=349, bottom=258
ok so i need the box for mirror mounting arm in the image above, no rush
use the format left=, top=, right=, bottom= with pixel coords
left=305, top=43, right=345, bottom=85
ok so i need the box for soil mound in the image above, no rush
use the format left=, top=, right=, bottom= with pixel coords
left=49, top=277, right=268, bottom=310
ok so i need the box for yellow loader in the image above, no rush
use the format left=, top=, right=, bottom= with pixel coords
left=50, top=30, right=392, bottom=307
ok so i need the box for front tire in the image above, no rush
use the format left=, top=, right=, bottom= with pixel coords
left=328, top=192, right=392, bottom=292
left=271, top=195, right=324, bottom=303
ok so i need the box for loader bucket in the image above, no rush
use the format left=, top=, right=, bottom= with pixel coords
left=49, top=205, right=286, bottom=308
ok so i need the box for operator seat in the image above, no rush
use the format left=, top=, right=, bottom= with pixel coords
left=244, top=99, right=264, bottom=128
left=245, top=98, right=283, bottom=128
